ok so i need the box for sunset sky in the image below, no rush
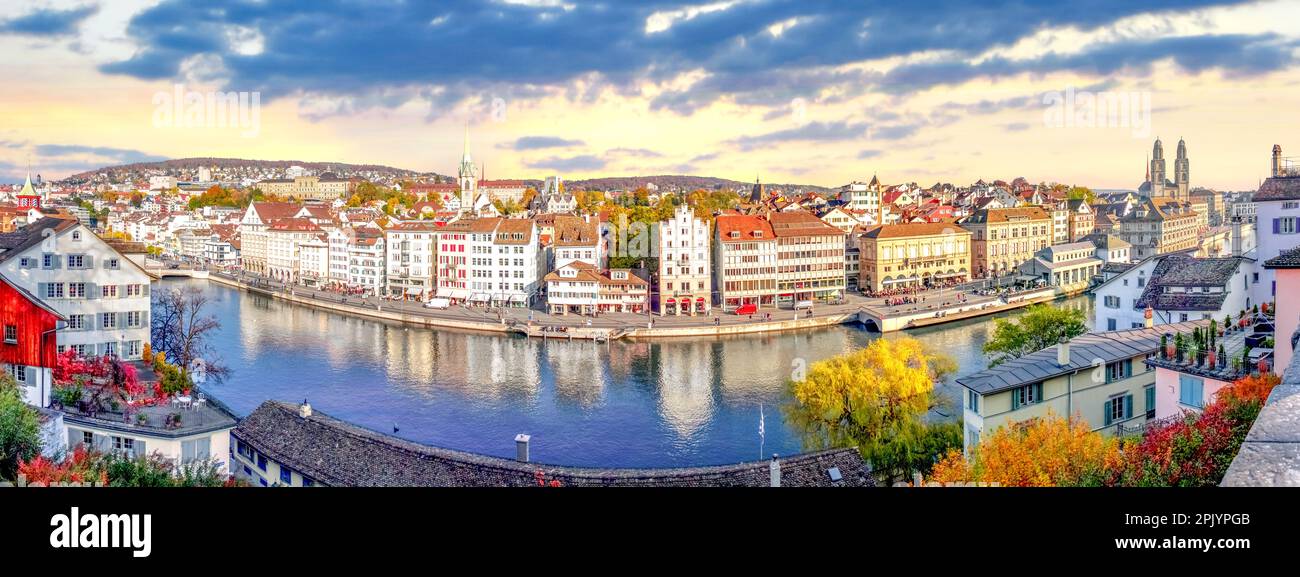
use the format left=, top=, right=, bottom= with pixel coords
left=2, top=0, right=1299, bottom=190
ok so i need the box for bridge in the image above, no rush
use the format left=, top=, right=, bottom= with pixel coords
left=144, top=259, right=210, bottom=279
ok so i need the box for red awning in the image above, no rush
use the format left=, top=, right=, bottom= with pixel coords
left=666, top=298, right=676, bottom=303
left=696, top=297, right=705, bottom=302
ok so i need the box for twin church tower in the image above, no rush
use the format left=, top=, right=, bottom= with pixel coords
left=1141, top=137, right=1190, bottom=200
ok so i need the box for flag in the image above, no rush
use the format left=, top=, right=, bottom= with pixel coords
left=759, top=404, right=765, bottom=442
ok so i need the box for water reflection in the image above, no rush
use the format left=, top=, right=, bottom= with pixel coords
left=181, top=278, right=1091, bottom=468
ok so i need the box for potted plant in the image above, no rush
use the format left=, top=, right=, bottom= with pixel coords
left=1161, top=334, right=1171, bottom=359
left=1207, top=348, right=1216, bottom=369
left=1218, top=343, right=1227, bottom=369
left=136, top=413, right=149, bottom=426
left=1175, top=333, right=1186, bottom=362
left=1195, top=346, right=1206, bottom=367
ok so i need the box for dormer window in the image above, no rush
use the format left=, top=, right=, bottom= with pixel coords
left=753, top=231, right=764, bottom=238
left=72, top=231, right=81, bottom=241
left=729, top=231, right=740, bottom=239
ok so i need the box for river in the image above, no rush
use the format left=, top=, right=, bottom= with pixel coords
left=171, top=278, right=1093, bottom=468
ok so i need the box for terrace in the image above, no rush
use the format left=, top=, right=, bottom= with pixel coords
left=1145, top=314, right=1275, bottom=381
left=48, top=352, right=237, bottom=438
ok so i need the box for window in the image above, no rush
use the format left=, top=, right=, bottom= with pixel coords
left=127, top=341, right=141, bottom=358
left=82, top=431, right=94, bottom=447
left=257, top=454, right=268, bottom=471
left=127, top=311, right=143, bottom=328
left=967, top=390, right=980, bottom=414
left=72, top=231, right=81, bottom=241
left=101, top=313, right=117, bottom=329
left=1179, top=375, right=1205, bottom=408
left=1105, top=359, right=1133, bottom=383
left=107, top=259, right=120, bottom=269
left=1107, top=318, right=1117, bottom=331
left=303, top=477, right=315, bottom=487
left=1103, top=394, right=1133, bottom=426
left=181, top=437, right=211, bottom=463
left=67, top=254, right=85, bottom=268
left=68, top=315, right=85, bottom=330
left=3, top=325, right=15, bottom=344
left=280, top=466, right=292, bottom=484
left=1145, top=386, right=1156, bottom=419
left=1179, top=313, right=1189, bottom=322
left=1011, top=383, right=1043, bottom=410
left=1103, top=295, right=1120, bottom=308
left=102, top=285, right=118, bottom=298
left=8, top=365, right=26, bottom=383
left=42, top=254, right=57, bottom=268
left=44, top=284, right=64, bottom=299
left=68, top=283, right=86, bottom=298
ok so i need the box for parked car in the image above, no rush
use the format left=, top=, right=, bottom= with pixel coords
left=733, top=303, right=758, bottom=315
left=423, top=298, right=451, bottom=310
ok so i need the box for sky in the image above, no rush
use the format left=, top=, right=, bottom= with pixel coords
left=2, top=0, right=1299, bottom=190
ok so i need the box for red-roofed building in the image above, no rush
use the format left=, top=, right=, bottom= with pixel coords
left=1, top=272, right=64, bottom=406
left=713, top=214, right=777, bottom=309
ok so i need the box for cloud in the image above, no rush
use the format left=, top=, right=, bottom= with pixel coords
left=95, top=0, right=1272, bottom=117
left=35, top=144, right=167, bottom=164
left=870, top=123, right=922, bottom=141
left=858, top=149, right=883, bottom=159
left=525, top=154, right=607, bottom=172
left=608, top=147, right=664, bottom=158
left=502, top=136, right=585, bottom=150
left=1002, top=122, right=1032, bottom=132
left=727, top=120, right=868, bottom=151
left=0, top=5, right=98, bottom=36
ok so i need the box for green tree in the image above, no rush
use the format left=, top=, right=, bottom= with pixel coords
left=785, top=336, right=961, bottom=484
left=983, top=304, right=1088, bottom=366
left=1066, top=186, right=1095, bottom=205
left=0, top=374, right=42, bottom=481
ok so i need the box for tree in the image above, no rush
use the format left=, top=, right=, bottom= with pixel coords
left=0, top=374, right=42, bottom=481
left=151, top=285, right=230, bottom=387
left=785, top=336, right=961, bottom=483
left=929, top=411, right=1124, bottom=487
left=1066, top=186, right=1095, bottom=204
left=983, top=304, right=1087, bottom=366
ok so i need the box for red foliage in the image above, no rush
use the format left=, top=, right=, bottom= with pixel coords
left=17, top=446, right=105, bottom=486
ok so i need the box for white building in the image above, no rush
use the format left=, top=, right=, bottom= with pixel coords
left=552, top=215, right=605, bottom=270
left=265, top=218, right=323, bottom=283
left=297, top=235, right=330, bottom=287
left=347, top=228, right=386, bottom=295
left=326, top=227, right=352, bottom=284
left=838, top=177, right=882, bottom=218
left=1093, top=253, right=1255, bottom=331
left=384, top=221, right=438, bottom=298
left=238, top=203, right=305, bottom=274
left=1250, top=145, right=1300, bottom=303
left=435, top=218, right=544, bottom=306
left=714, top=214, right=778, bottom=309
left=656, top=205, right=711, bottom=316
left=0, top=218, right=154, bottom=360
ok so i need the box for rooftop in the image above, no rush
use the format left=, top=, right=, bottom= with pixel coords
left=957, top=321, right=1208, bottom=394
left=233, top=401, right=873, bottom=487
left=1221, top=342, right=1300, bottom=486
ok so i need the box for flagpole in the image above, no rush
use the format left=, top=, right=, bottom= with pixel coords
left=759, top=403, right=765, bottom=460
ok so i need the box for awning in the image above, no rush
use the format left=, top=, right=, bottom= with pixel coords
left=696, top=297, right=706, bottom=302
left=405, top=287, right=423, bottom=295
left=666, top=298, right=676, bottom=303
left=510, top=294, right=528, bottom=303
left=437, top=288, right=470, bottom=300
left=470, top=293, right=490, bottom=302
left=935, top=272, right=965, bottom=278
left=883, top=276, right=919, bottom=284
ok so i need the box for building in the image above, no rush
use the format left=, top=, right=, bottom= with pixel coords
left=960, top=207, right=1051, bottom=279
left=838, top=177, right=882, bottom=220
left=478, top=180, right=529, bottom=204
left=265, top=218, right=322, bottom=283
left=256, top=173, right=350, bottom=202
left=1115, top=196, right=1199, bottom=260
left=1017, top=241, right=1103, bottom=291
left=1264, top=246, right=1300, bottom=371
left=1250, top=144, right=1300, bottom=302
left=230, top=400, right=872, bottom=486
left=543, top=262, right=648, bottom=315
left=552, top=215, right=604, bottom=270
left=856, top=223, right=972, bottom=293
left=435, top=218, right=544, bottom=307
left=1138, top=137, right=1190, bottom=200
left=1146, top=321, right=1272, bottom=423
left=713, top=214, right=777, bottom=310
left=0, top=218, right=155, bottom=360
left=1066, top=199, right=1095, bottom=242
left=384, top=221, right=438, bottom=299
left=65, top=382, right=237, bottom=474
left=957, top=321, right=1207, bottom=454
left=238, top=202, right=306, bottom=274
left=655, top=205, right=711, bottom=316
left=347, top=228, right=386, bottom=295
left=296, top=235, right=330, bottom=287
left=768, top=211, right=847, bottom=305
left=0, top=273, right=63, bottom=407
left=1093, top=253, right=1253, bottom=331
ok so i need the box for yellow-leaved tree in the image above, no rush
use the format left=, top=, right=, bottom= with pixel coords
left=786, top=336, right=961, bottom=484
left=929, top=411, right=1125, bottom=486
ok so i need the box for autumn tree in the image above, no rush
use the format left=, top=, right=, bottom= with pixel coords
left=785, top=336, right=961, bottom=483
left=0, top=373, right=42, bottom=481
left=930, top=411, right=1124, bottom=486
left=983, top=304, right=1087, bottom=366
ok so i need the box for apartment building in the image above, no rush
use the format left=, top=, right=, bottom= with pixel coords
left=1115, top=196, right=1199, bottom=260
left=856, top=222, right=972, bottom=293
left=768, top=211, right=847, bottom=305
left=713, top=214, right=777, bottom=309
left=384, top=221, right=438, bottom=299
left=347, top=228, right=385, bottom=296
left=265, top=218, right=323, bottom=283
left=655, top=205, right=711, bottom=316
left=435, top=218, right=544, bottom=307
left=961, top=206, right=1053, bottom=278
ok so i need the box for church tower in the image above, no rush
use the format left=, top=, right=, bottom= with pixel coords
left=1174, top=138, right=1189, bottom=200
left=457, top=123, right=478, bottom=214
left=1149, top=138, right=1166, bottom=197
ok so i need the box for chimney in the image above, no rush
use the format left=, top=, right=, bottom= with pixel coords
left=515, top=434, right=531, bottom=463
left=298, top=401, right=312, bottom=418
left=769, top=454, right=781, bottom=487
left=1273, top=144, right=1283, bottom=178
left=1057, top=337, right=1070, bottom=367
left=1144, top=305, right=1154, bottom=329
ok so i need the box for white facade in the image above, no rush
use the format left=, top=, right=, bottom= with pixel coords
left=347, top=232, right=385, bottom=295
left=384, top=222, right=437, bottom=298
left=326, top=227, right=351, bottom=283
left=1253, top=199, right=1300, bottom=303
left=656, top=205, right=711, bottom=315
left=0, top=221, right=152, bottom=360
left=297, top=237, right=330, bottom=286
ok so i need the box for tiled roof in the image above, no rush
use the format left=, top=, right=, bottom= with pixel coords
left=233, top=401, right=873, bottom=487
left=858, top=222, right=967, bottom=239
left=957, top=321, right=1208, bottom=394
left=962, top=206, right=1050, bottom=223
left=553, top=215, right=598, bottom=246
left=493, top=218, right=534, bottom=245
left=0, top=217, right=77, bottom=263
left=768, top=210, right=846, bottom=237
left=1253, top=175, right=1300, bottom=202
left=715, top=214, right=775, bottom=242
left=250, top=202, right=303, bottom=223
left=1134, top=254, right=1243, bottom=311
left=267, top=218, right=320, bottom=232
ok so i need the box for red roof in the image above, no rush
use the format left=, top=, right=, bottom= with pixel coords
left=715, top=214, right=774, bottom=242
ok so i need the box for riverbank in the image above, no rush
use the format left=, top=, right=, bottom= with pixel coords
left=206, top=272, right=1077, bottom=339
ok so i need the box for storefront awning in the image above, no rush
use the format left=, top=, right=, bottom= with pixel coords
left=509, top=294, right=528, bottom=303
left=935, top=272, right=965, bottom=279
left=470, top=293, right=490, bottom=302
left=437, top=288, right=470, bottom=300
left=696, top=297, right=706, bottom=302
left=883, top=276, right=919, bottom=284
left=405, top=287, right=423, bottom=295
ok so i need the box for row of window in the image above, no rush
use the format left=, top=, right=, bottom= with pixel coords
left=19, top=254, right=122, bottom=270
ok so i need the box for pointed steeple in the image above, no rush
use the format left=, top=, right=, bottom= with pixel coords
left=19, top=172, right=35, bottom=196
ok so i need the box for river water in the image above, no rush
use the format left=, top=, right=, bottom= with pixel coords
left=174, top=278, right=1093, bottom=468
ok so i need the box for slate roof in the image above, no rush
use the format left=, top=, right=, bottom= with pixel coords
left=233, top=401, right=873, bottom=487
left=957, top=321, right=1208, bottom=394
left=0, top=217, right=75, bottom=263
left=1264, top=246, right=1300, bottom=269
left=857, top=222, right=965, bottom=239
left=1134, top=254, right=1244, bottom=311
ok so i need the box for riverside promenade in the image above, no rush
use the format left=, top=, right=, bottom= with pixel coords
left=204, top=270, right=1065, bottom=339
